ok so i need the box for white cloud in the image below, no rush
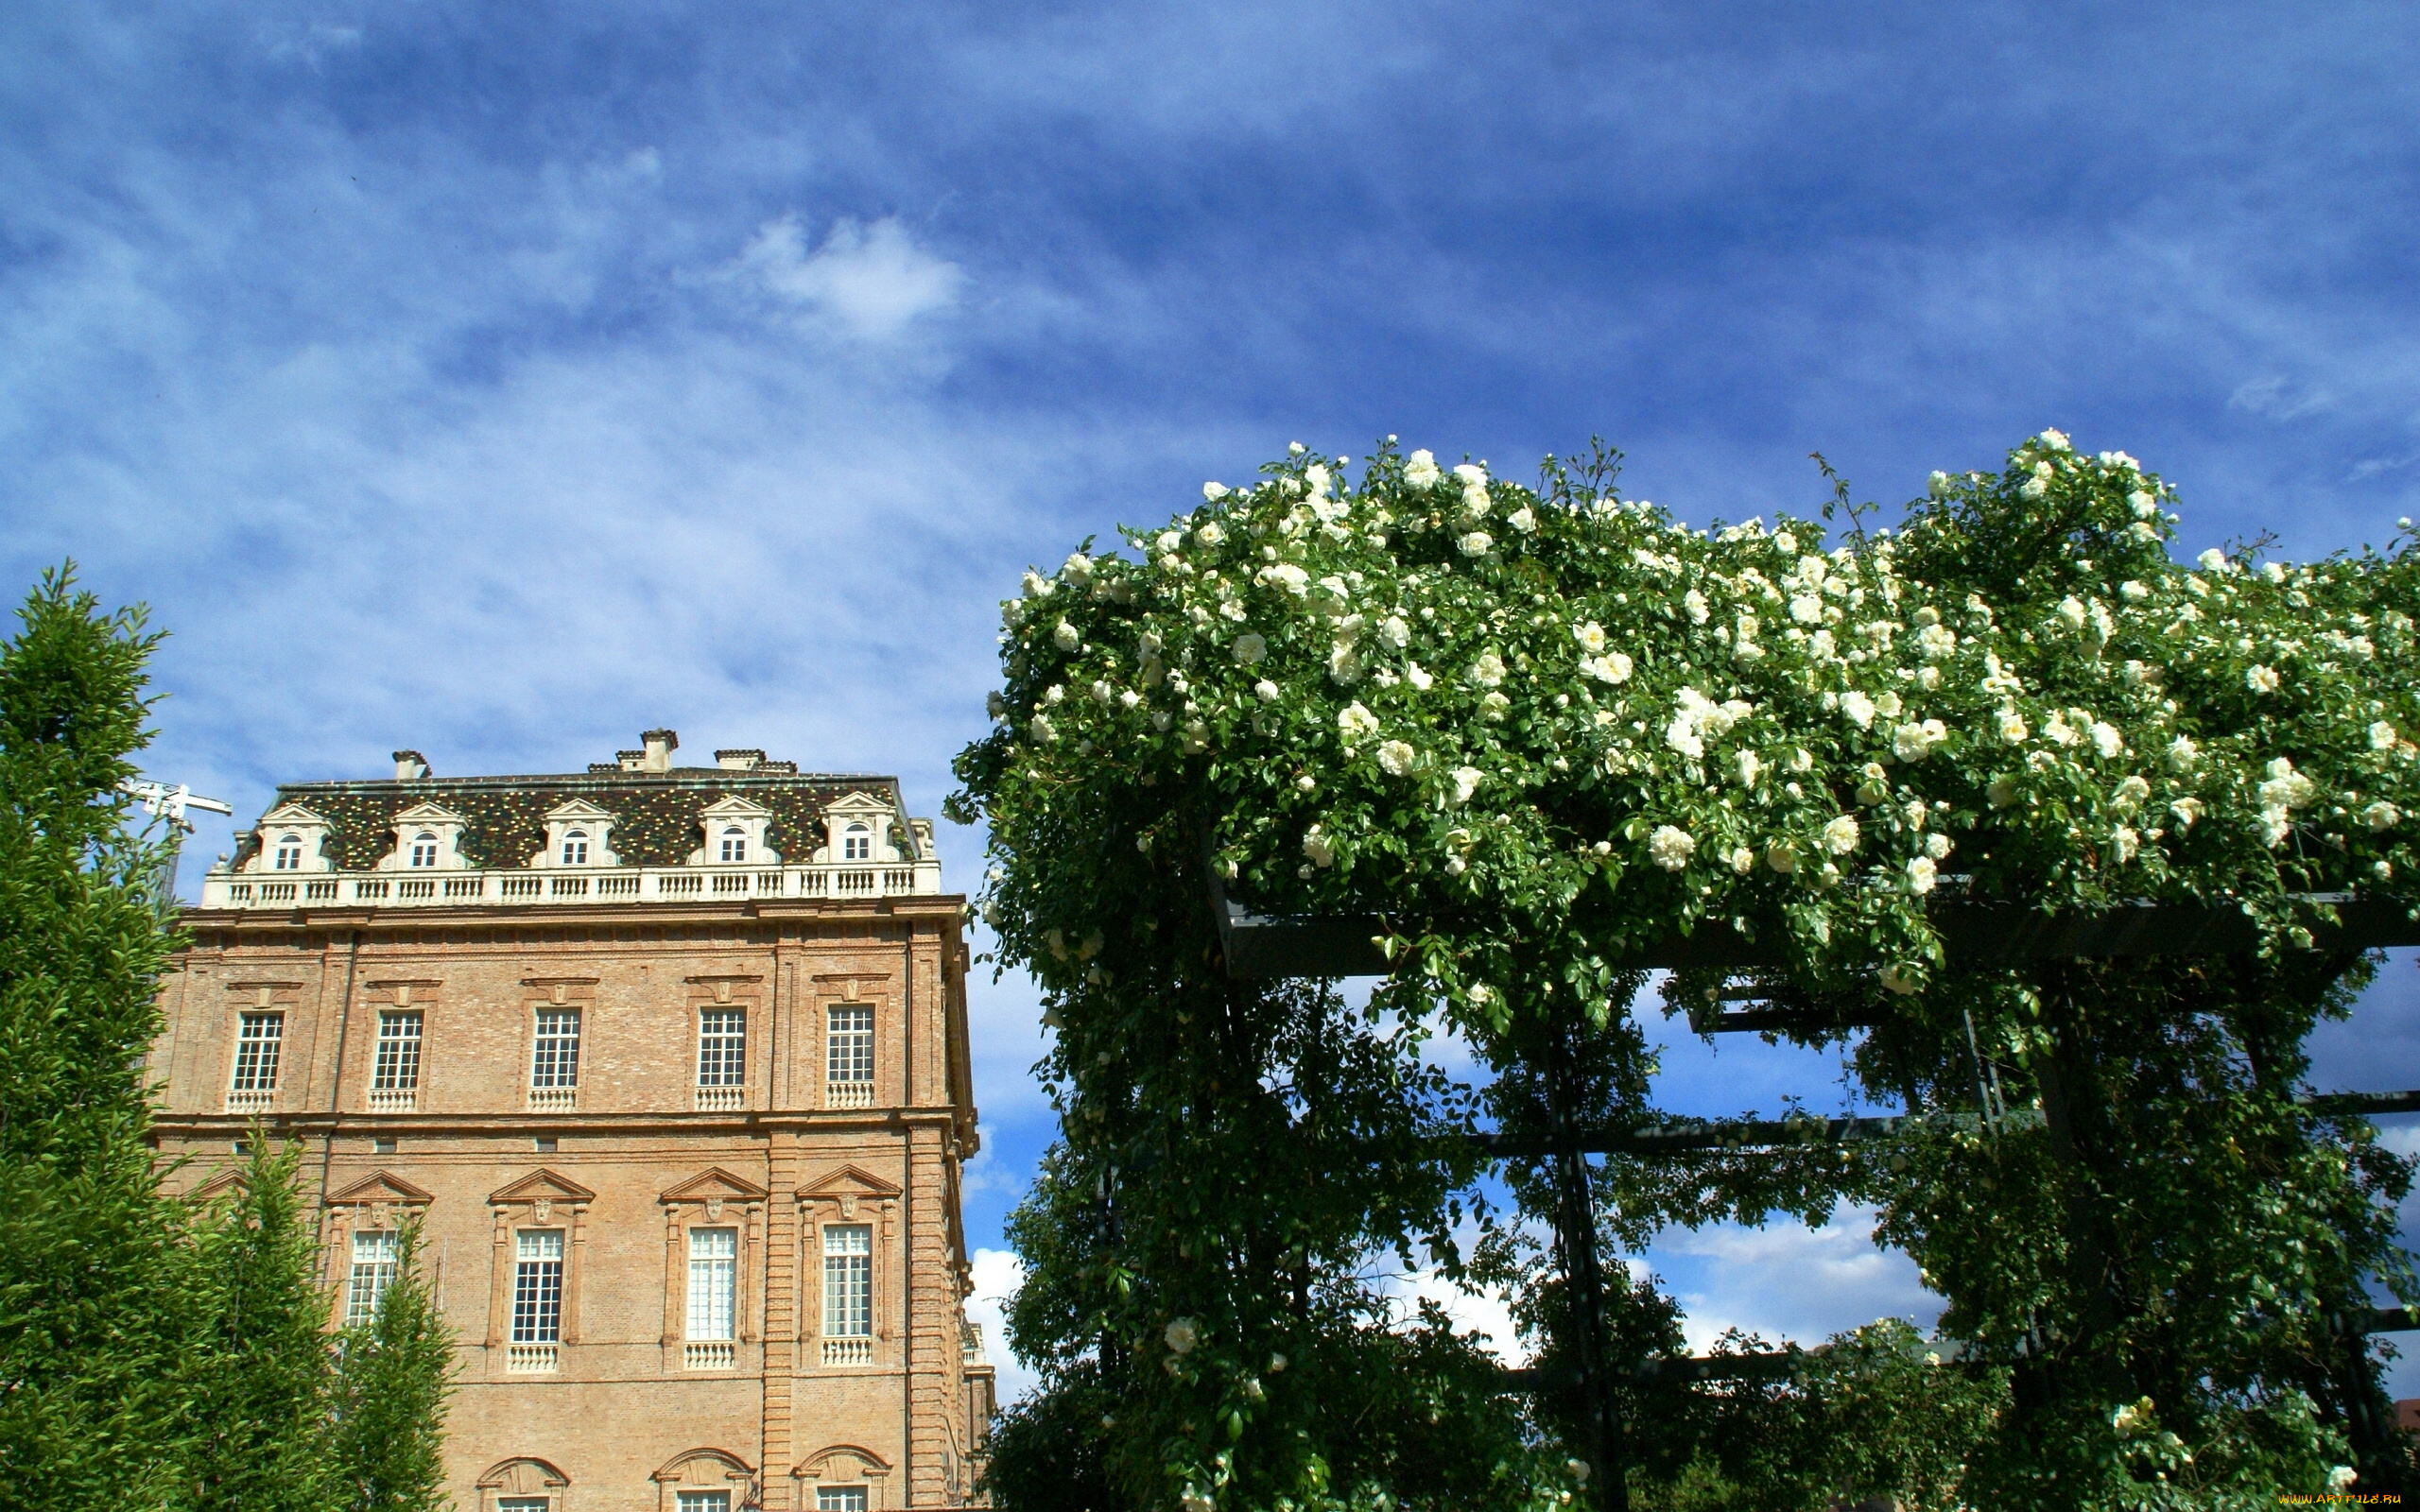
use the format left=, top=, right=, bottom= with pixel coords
left=2230, top=374, right=2338, bottom=422
left=1651, top=1204, right=1940, bottom=1354
left=722, top=215, right=966, bottom=340
left=967, top=1246, right=1039, bottom=1404
left=1384, top=1266, right=1527, bottom=1364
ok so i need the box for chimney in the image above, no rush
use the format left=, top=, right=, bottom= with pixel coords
left=716, top=748, right=766, bottom=771
left=392, top=749, right=431, bottom=781
left=641, top=729, right=679, bottom=773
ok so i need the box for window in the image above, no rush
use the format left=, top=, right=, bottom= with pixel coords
left=372, top=1010, right=423, bottom=1091
left=232, top=1013, right=284, bottom=1092
left=532, top=1135, right=558, bottom=1153
left=407, top=831, right=439, bottom=868
left=511, top=1230, right=564, bottom=1343
left=698, top=1008, right=746, bottom=1088
left=841, top=822, right=871, bottom=861
left=687, top=1228, right=737, bottom=1342
left=718, top=825, right=746, bottom=863
left=678, top=1495, right=732, bottom=1512
left=346, top=1229, right=399, bottom=1325
left=272, top=833, right=303, bottom=870
left=823, top=1225, right=872, bottom=1338
left=372, top=1136, right=397, bottom=1154
left=817, top=1486, right=869, bottom=1511
left=496, top=1502, right=550, bottom=1512
left=530, top=1010, right=580, bottom=1089
left=827, top=1005, right=873, bottom=1089
left=561, top=830, right=588, bottom=866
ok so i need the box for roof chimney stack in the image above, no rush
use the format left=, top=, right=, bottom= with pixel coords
left=392, top=749, right=431, bottom=781
left=641, top=729, right=679, bottom=773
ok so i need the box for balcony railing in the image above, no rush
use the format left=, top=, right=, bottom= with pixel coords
left=821, top=1337, right=873, bottom=1367
left=203, top=861, right=943, bottom=911
left=684, top=1341, right=736, bottom=1370
left=507, top=1344, right=559, bottom=1373
left=226, top=1089, right=275, bottom=1114
left=366, top=1088, right=417, bottom=1113
left=694, top=1085, right=745, bottom=1112
left=527, top=1087, right=579, bottom=1113
left=826, top=1079, right=875, bottom=1109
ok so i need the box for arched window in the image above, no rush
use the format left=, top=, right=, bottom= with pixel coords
left=562, top=830, right=589, bottom=867
left=273, top=833, right=303, bottom=870
left=842, top=824, right=871, bottom=862
left=718, top=826, right=747, bottom=864
left=408, top=832, right=439, bottom=868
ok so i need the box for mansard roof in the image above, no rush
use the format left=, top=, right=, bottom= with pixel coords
left=234, top=761, right=907, bottom=872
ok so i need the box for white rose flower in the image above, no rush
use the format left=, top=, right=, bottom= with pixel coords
left=1201, top=482, right=1228, bottom=501
left=1916, top=623, right=1957, bottom=660
left=2371, top=719, right=2399, bottom=750
left=1685, top=589, right=1710, bottom=624
left=1045, top=684, right=1065, bottom=704
left=2365, top=800, right=2401, bottom=830
left=1664, top=715, right=1704, bottom=759
left=1735, top=749, right=1762, bottom=786
left=1154, top=530, right=1184, bottom=555
left=1648, top=825, right=1696, bottom=871
left=1772, top=530, right=1798, bottom=555
left=1458, top=530, right=1494, bottom=557
left=1480, top=691, right=1511, bottom=720
left=2040, top=427, right=2070, bottom=451
left=1996, top=706, right=2031, bottom=744
left=1337, top=702, right=1379, bottom=740
left=1726, top=846, right=1754, bottom=874
left=1508, top=506, right=1536, bottom=534
left=1879, top=964, right=1920, bottom=995
left=1002, top=599, right=1029, bottom=631
left=2169, top=797, right=2204, bottom=828
left=2112, top=825, right=2141, bottom=864
left=1893, top=719, right=1947, bottom=762
left=1053, top=620, right=1080, bottom=651
left=1841, top=691, right=1876, bottom=730
left=1376, top=740, right=1417, bottom=776
left=1233, top=633, right=1269, bottom=664
left=1254, top=679, right=1280, bottom=702
left=2245, top=664, right=2279, bottom=694
left=1452, top=462, right=1488, bottom=488
left=2260, top=806, right=2291, bottom=847
left=2057, top=596, right=2087, bottom=631
left=1118, top=690, right=1141, bottom=709
left=1582, top=652, right=1633, bottom=684
left=1090, top=680, right=1115, bottom=706
left=1302, top=827, right=1335, bottom=868
left=2112, top=775, right=2151, bottom=811
left=1789, top=594, right=1824, bottom=625
left=1766, top=841, right=1799, bottom=874
left=1471, top=652, right=1507, bottom=687
left=2089, top=722, right=2124, bottom=760
left=1028, top=714, right=1057, bottom=743
left=1875, top=691, right=1903, bottom=716
left=2258, top=759, right=2313, bottom=810
left=1380, top=615, right=1411, bottom=648
left=986, top=691, right=1007, bottom=719
left=1450, top=766, right=1482, bottom=805
left=1822, top=816, right=1861, bottom=855
left=1988, top=775, right=2019, bottom=808
left=2331, top=1467, right=2360, bottom=1492
left=1924, top=832, right=1952, bottom=860
left=1062, top=553, right=1094, bottom=587
left=1406, top=662, right=1435, bottom=691
left=1166, top=1318, right=1199, bottom=1354
left=1195, top=521, right=1225, bottom=547
left=2166, top=735, right=2199, bottom=772
left=2198, top=548, right=2228, bottom=572
left=1906, top=855, right=1937, bottom=894
left=1575, top=621, right=1607, bottom=653
left=1404, top=449, right=1442, bottom=488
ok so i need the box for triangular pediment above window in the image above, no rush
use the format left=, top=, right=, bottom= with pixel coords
left=392, top=799, right=468, bottom=825
left=821, top=790, right=891, bottom=817
left=795, top=1163, right=904, bottom=1202
left=488, top=1168, right=597, bottom=1207
left=660, top=1167, right=771, bottom=1206
left=544, top=797, right=616, bottom=822
left=326, top=1170, right=435, bottom=1207
left=700, top=794, right=773, bottom=818
left=258, top=799, right=332, bottom=828
left=186, top=1169, right=249, bottom=1203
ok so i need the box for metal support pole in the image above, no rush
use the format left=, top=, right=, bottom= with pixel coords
left=1547, top=1024, right=1628, bottom=1512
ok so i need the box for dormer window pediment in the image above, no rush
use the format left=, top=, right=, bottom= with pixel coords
left=532, top=799, right=619, bottom=869
left=687, top=795, right=780, bottom=868
left=377, top=801, right=473, bottom=872
left=811, top=790, right=910, bottom=866
left=242, top=801, right=337, bottom=875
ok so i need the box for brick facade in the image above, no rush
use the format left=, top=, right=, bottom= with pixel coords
left=149, top=739, right=994, bottom=1510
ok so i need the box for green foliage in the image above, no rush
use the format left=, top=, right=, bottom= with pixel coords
left=331, top=1218, right=457, bottom=1512
left=956, top=436, right=2420, bottom=1507
left=0, top=567, right=191, bottom=1509
left=181, top=1134, right=338, bottom=1512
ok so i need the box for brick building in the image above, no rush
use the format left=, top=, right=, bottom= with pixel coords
left=147, top=730, right=994, bottom=1511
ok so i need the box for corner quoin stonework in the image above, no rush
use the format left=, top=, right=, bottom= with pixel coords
left=149, top=734, right=997, bottom=1510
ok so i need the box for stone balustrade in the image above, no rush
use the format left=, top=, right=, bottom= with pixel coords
left=199, top=861, right=943, bottom=911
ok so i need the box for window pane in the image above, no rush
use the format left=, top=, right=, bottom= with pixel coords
left=678, top=1494, right=732, bottom=1512
left=232, top=1013, right=285, bottom=1091
left=698, top=1008, right=746, bottom=1087
left=372, top=1010, right=423, bottom=1091
left=530, top=1009, right=580, bottom=1088
left=817, top=1487, right=869, bottom=1512
left=346, top=1229, right=400, bottom=1325
left=823, top=1224, right=872, bottom=1338
left=826, top=1005, right=873, bottom=1086
left=496, top=1502, right=550, bottom=1512
left=687, top=1227, right=737, bottom=1342
left=511, top=1229, right=564, bottom=1343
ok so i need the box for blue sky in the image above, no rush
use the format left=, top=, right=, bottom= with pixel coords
left=9, top=2, right=2420, bottom=1400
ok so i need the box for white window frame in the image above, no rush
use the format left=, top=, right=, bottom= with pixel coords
left=530, top=1009, right=581, bottom=1090
left=816, top=1486, right=870, bottom=1512
left=347, top=1229, right=400, bottom=1325
left=826, top=1005, right=873, bottom=1089
left=841, top=823, right=871, bottom=861
left=407, top=832, right=439, bottom=868
left=686, top=1228, right=738, bottom=1343
left=718, top=825, right=746, bottom=863
left=372, top=1009, right=423, bottom=1091
left=231, top=1012, right=285, bottom=1092
left=697, top=1007, right=746, bottom=1089
left=677, top=1493, right=732, bottom=1512
left=560, top=830, right=589, bottom=866
left=511, top=1229, right=565, bottom=1344
left=272, top=833, right=303, bottom=870
left=822, top=1224, right=873, bottom=1339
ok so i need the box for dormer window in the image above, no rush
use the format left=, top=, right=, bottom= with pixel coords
left=562, top=831, right=589, bottom=866
left=842, top=824, right=872, bottom=862
left=408, top=833, right=439, bottom=868
left=719, top=826, right=747, bottom=864
left=273, top=834, right=303, bottom=870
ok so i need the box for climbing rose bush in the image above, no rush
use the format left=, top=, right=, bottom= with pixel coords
left=955, top=434, right=2420, bottom=1509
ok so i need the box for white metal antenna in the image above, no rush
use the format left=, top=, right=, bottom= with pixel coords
left=121, top=779, right=237, bottom=903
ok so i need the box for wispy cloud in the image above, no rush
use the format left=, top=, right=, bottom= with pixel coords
left=720, top=215, right=966, bottom=341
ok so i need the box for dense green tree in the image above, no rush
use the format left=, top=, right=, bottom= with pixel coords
left=0, top=567, right=193, bottom=1510
left=331, top=1216, right=456, bottom=1512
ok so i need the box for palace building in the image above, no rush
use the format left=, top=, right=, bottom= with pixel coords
left=147, top=730, right=994, bottom=1511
